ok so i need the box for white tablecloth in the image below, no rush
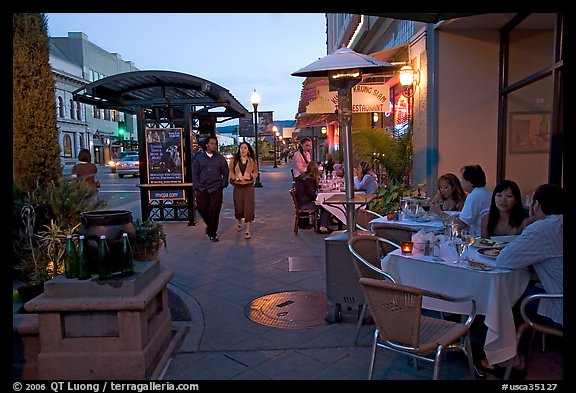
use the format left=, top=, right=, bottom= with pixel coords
left=380, top=246, right=530, bottom=365
left=370, top=215, right=445, bottom=232
left=315, top=191, right=365, bottom=226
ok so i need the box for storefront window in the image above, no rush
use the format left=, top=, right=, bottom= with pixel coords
left=63, top=134, right=73, bottom=158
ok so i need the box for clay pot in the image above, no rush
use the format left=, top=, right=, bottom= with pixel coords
left=79, top=210, right=136, bottom=274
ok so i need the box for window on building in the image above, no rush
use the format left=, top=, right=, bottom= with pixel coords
left=63, top=134, right=73, bottom=158
left=70, top=99, right=75, bottom=120
left=93, top=105, right=100, bottom=119
left=104, top=109, right=110, bottom=121
left=77, top=102, right=82, bottom=121
left=79, top=133, right=84, bottom=149
left=58, top=96, right=64, bottom=118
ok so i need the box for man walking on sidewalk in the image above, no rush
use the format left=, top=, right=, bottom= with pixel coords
left=192, top=136, right=229, bottom=242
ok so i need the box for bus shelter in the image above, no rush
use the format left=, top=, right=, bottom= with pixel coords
left=73, top=70, right=250, bottom=225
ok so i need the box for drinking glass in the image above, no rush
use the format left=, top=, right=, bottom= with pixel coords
left=453, top=238, right=465, bottom=263
left=460, top=229, right=475, bottom=261
left=400, top=197, right=410, bottom=215
left=421, top=200, right=431, bottom=218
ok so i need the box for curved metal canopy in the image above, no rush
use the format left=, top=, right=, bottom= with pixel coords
left=292, top=47, right=400, bottom=78
left=72, top=70, right=249, bottom=120
left=369, top=13, right=485, bottom=23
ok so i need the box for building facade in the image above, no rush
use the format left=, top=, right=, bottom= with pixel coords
left=320, top=13, right=563, bottom=198
left=50, top=32, right=139, bottom=166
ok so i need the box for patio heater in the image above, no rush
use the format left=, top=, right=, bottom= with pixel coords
left=292, top=48, right=399, bottom=323
left=292, top=47, right=398, bottom=233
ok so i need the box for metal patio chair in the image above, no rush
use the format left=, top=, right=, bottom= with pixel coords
left=348, top=233, right=400, bottom=344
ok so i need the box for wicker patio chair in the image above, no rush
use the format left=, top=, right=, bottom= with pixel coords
left=359, top=277, right=477, bottom=380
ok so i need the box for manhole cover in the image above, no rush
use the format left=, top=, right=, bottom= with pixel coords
left=246, top=290, right=328, bottom=329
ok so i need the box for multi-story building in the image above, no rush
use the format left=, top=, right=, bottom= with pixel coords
left=50, top=32, right=139, bottom=165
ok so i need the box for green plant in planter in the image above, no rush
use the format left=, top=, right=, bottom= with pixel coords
left=16, top=215, right=79, bottom=286
left=134, top=218, right=166, bottom=259
left=368, top=180, right=412, bottom=216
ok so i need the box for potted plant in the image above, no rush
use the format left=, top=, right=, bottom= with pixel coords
left=15, top=217, right=79, bottom=303
left=13, top=178, right=107, bottom=304
left=368, top=180, right=411, bottom=218
left=133, top=218, right=166, bottom=261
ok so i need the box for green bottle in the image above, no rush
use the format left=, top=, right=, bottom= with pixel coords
left=97, top=235, right=113, bottom=280
left=77, top=235, right=91, bottom=280
left=121, top=232, right=135, bottom=276
left=64, top=235, right=78, bottom=279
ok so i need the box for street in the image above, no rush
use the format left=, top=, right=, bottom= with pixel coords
left=65, top=165, right=143, bottom=221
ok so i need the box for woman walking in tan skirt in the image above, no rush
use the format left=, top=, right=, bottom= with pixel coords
left=229, top=142, right=259, bottom=239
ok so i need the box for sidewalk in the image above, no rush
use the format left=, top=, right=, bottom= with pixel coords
left=155, top=164, right=563, bottom=382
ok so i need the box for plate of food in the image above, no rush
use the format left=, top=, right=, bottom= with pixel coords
left=472, top=238, right=504, bottom=248
left=468, top=261, right=494, bottom=271
left=490, top=235, right=518, bottom=243
left=478, top=247, right=501, bottom=259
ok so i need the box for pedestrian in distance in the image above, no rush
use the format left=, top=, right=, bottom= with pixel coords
left=192, top=136, right=229, bottom=242
left=71, top=148, right=100, bottom=204
left=229, top=142, right=259, bottom=239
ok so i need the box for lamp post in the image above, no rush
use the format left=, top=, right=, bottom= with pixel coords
left=251, top=89, right=263, bottom=188
left=272, top=126, right=279, bottom=168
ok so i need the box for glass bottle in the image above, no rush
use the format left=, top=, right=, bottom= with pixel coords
left=77, top=235, right=91, bottom=280
left=121, top=232, right=135, bottom=277
left=64, top=235, right=78, bottom=279
left=97, top=235, right=113, bottom=280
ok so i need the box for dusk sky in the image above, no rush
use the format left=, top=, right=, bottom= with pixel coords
left=46, top=13, right=327, bottom=126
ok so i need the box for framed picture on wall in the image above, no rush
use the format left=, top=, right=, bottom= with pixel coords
left=508, top=111, right=550, bottom=154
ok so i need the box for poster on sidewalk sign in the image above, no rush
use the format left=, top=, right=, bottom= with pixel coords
left=145, top=128, right=185, bottom=199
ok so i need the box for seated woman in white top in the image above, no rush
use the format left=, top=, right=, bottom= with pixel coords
left=457, top=164, right=492, bottom=237
left=353, top=162, right=379, bottom=194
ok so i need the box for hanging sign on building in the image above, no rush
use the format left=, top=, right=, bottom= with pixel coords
left=305, top=84, right=390, bottom=114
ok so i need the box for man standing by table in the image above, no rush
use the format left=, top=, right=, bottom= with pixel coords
left=192, top=136, right=229, bottom=242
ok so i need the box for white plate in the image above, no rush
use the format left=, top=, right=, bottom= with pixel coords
left=468, top=261, right=494, bottom=271
left=472, top=238, right=502, bottom=248
left=478, top=247, right=501, bottom=259
left=490, top=235, right=518, bottom=243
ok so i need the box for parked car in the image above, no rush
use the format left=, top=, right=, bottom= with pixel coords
left=116, top=155, right=140, bottom=178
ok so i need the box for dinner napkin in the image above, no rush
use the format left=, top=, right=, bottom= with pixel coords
left=411, top=230, right=435, bottom=250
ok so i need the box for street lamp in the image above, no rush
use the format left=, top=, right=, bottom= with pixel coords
left=272, top=126, right=279, bottom=168
left=251, top=89, right=263, bottom=188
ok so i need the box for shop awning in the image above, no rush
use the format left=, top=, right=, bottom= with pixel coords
left=295, top=113, right=339, bottom=129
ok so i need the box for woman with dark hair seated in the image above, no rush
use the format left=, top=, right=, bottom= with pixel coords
left=295, top=161, right=334, bottom=234
left=480, top=179, right=531, bottom=239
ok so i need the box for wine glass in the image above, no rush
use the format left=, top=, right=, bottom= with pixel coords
left=421, top=200, right=431, bottom=218
left=453, top=238, right=465, bottom=264
left=460, top=229, right=476, bottom=261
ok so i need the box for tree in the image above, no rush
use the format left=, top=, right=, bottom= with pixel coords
left=13, top=13, right=61, bottom=194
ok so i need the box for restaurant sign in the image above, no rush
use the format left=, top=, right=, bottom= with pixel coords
left=305, top=84, right=390, bottom=114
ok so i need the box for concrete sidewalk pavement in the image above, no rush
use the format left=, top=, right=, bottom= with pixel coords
left=156, top=164, right=563, bottom=382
